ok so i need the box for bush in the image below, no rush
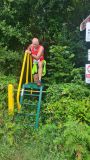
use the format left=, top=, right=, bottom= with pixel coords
left=0, top=46, right=22, bottom=75
left=47, top=45, right=75, bottom=83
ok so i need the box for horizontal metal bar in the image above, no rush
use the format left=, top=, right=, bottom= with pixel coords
left=23, top=124, right=35, bottom=127
left=22, top=103, right=37, bottom=106
left=15, top=124, right=35, bottom=127
left=18, top=113, right=35, bottom=116
left=23, top=93, right=39, bottom=96
left=14, top=89, right=47, bottom=93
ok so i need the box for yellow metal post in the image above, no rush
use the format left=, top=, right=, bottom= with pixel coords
left=17, top=52, right=27, bottom=111
left=26, top=53, right=29, bottom=84
left=30, top=54, right=33, bottom=94
left=30, top=54, right=33, bottom=82
left=17, top=52, right=33, bottom=110
left=8, top=84, right=14, bottom=115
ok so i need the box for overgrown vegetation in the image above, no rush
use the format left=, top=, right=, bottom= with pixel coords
left=0, top=0, right=90, bottom=159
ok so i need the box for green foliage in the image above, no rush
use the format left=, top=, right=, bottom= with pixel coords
left=0, top=46, right=22, bottom=75
left=71, top=67, right=84, bottom=83
left=55, top=27, right=87, bottom=67
left=0, top=73, right=16, bottom=105
left=48, top=45, right=75, bottom=83
left=43, top=83, right=90, bottom=125
left=41, top=83, right=90, bottom=159
left=45, top=83, right=90, bottom=102
left=0, top=0, right=88, bottom=84
left=0, top=0, right=90, bottom=159
left=44, top=97, right=90, bottom=124
left=0, top=80, right=90, bottom=159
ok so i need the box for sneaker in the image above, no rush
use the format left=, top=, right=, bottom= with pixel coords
left=37, top=80, right=42, bottom=86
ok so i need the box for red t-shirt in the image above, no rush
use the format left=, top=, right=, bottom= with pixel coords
left=30, top=45, right=44, bottom=61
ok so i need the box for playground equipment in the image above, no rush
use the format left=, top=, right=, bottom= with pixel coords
left=8, top=84, right=14, bottom=115
left=8, top=51, right=46, bottom=128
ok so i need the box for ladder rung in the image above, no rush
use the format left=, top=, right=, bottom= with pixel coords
left=23, top=93, right=39, bottom=97
left=19, top=113, right=35, bottom=116
left=23, top=124, right=35, bottom=127
left=22, top=103, right=37, bottom=106
left=16, top=124, right=35, bottom=127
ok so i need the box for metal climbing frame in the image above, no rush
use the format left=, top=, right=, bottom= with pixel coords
left=17, top=52, right=33, bottom=111
left=15, top=51, right=44, bottom=128
left=20, top=83, right=43, bottom=128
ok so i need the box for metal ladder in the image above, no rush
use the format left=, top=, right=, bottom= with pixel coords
left=19, top=82, right=43, bottom=128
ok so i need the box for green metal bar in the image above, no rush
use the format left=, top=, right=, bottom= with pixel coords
left=19, top=113, right=35, bottom=116
left=35, top=86, right=43, bottom=128
left=19, top=82, right=43, bottom=129
left=20, top=85, right=25, bottom=105
left=22, top=103, right=36, bottom=106
left=23, top=93, right=39, bottom=97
